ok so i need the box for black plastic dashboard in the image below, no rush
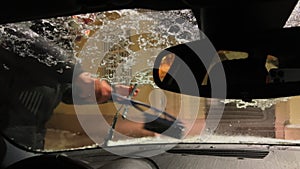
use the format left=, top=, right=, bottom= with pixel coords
left=3, top=137, right=300, bottom=169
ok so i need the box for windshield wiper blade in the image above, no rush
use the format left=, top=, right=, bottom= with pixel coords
left=103, top=92, right=185, bottom=146
left=112, top=93, right=185, bottom=137
left=143, top=113, right=184, bottom=139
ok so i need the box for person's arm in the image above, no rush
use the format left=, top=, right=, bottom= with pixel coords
left=0, top=23, right=82, bottom=84
left=0, top=23, right=138, bottom=105
left=70, top=72, right=139, bottom=104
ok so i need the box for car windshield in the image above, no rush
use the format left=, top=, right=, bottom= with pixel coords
left=0, top=4, right=300, bottom=153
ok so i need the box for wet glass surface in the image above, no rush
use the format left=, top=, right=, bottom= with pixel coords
left=0, top=5, right=300, bottom=152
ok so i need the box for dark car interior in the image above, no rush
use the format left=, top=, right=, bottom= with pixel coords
left=1, top=0, right=300, bottom=169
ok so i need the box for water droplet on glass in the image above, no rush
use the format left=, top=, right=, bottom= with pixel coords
left=2, top=64, right=9, bottom=70
left=57, top=68, right=63, bottom=74
left=168, top=25, right=181, bottom=34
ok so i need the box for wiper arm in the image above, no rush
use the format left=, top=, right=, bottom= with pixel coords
left=121, top=84, right=138, bottom=119
left=111, top=93, right=177, bottom=121
left=103, top=90, right=185, bottom=146
left=103, top=85, right=139, bottom=146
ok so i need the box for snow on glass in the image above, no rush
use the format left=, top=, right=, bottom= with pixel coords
left=76, top=9, right=200, bottom=86
left=0, top=9, right=199, bottom=82
left=0, top=18, right=76, bottom=73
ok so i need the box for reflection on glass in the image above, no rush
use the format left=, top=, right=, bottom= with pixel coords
left=217, top=50, right=248, bottom=60
left=158, top=53, right=175, bottom=81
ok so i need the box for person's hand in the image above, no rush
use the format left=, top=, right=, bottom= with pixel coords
left=112, top=84, right=139, bottom=97
left=94, top=80, right=139, bottom=103
left=74, top=72, right=139, bottom=104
